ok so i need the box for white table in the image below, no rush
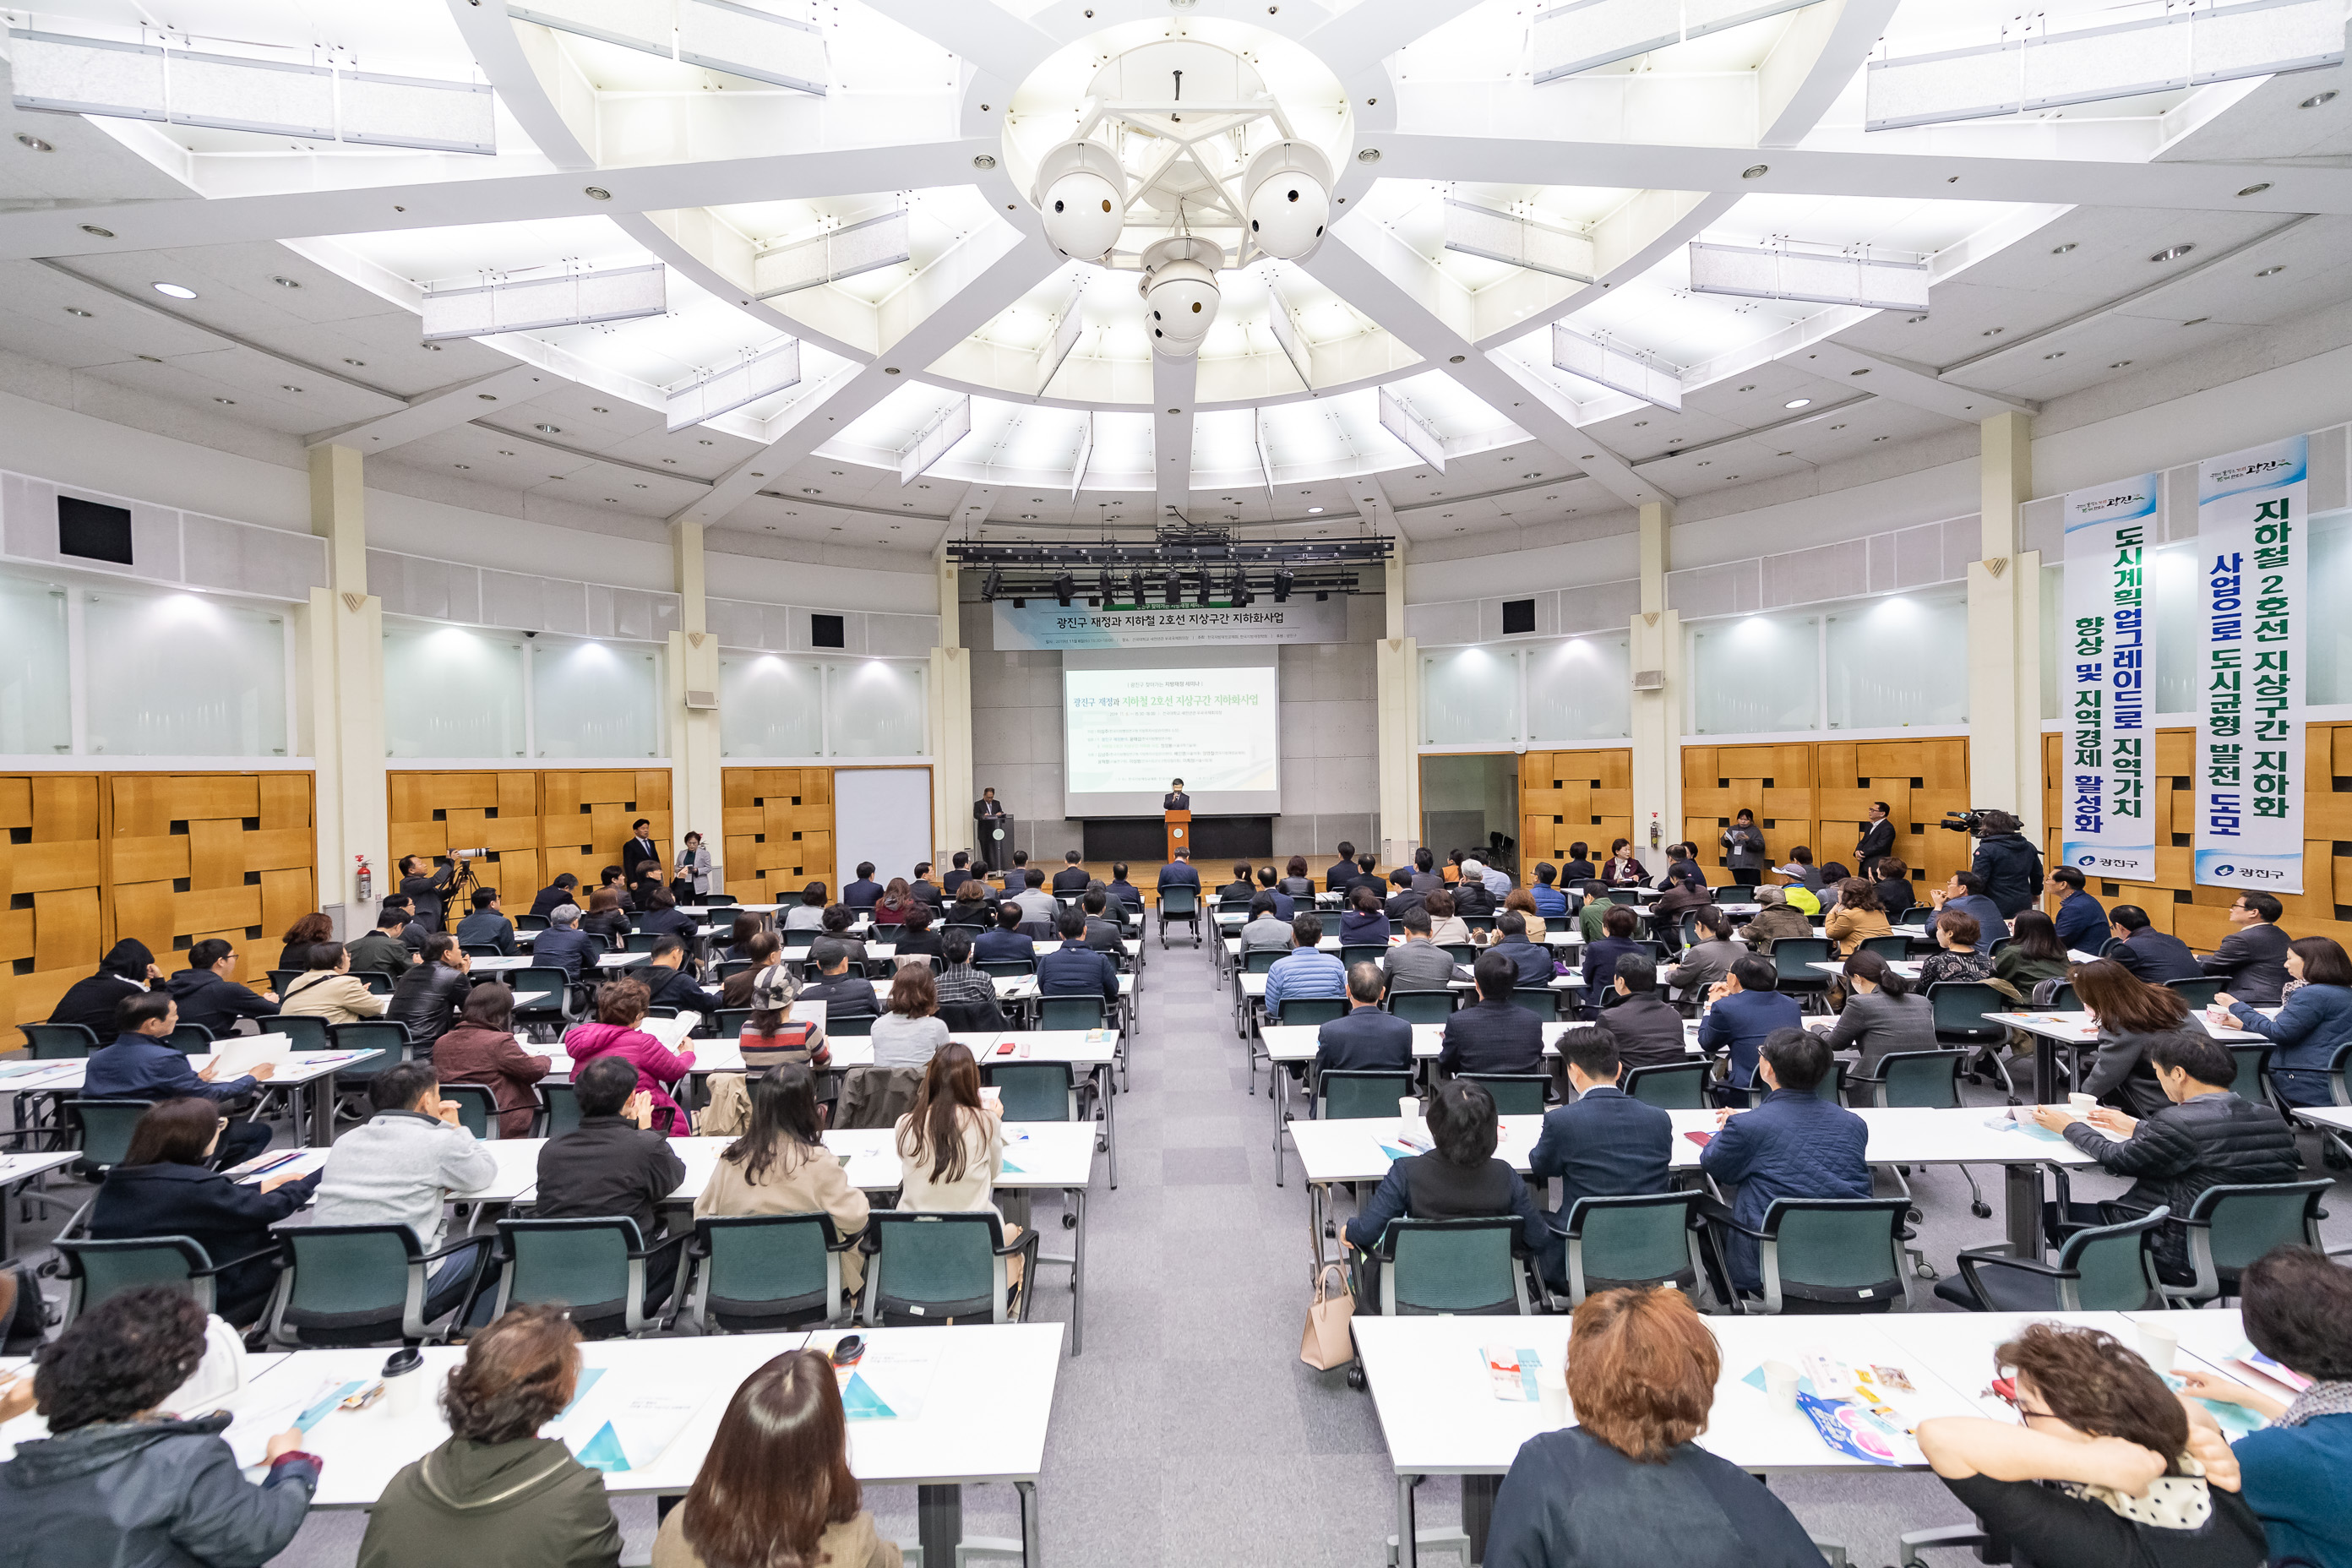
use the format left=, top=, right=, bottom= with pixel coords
left=0, top=1147, right=79, bottom=1255
left=472, top=952, right=648, bottom=974
left=2292, top=1102, right=2352, bottom=1162
left=1810, top=960, right=1923, bottom=980
left=0, top=1045, right=373, bottom=1148
left=1988, top=1007, right=2269, bottom=1104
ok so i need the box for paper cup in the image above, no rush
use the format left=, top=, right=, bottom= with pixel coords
left=2137, top=1320, right=2178, bottom=1375
left=1537, top=1364, right=1570, bottom=1428
left=1398, top=1096, right=1419, bottom=1124
left=1762, top=1359, right=1800, bottom=1417
left=2068, top=1092, right=2096, bottom=1117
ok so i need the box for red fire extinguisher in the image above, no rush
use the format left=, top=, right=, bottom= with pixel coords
left=355, top=853, right=373, bottom=905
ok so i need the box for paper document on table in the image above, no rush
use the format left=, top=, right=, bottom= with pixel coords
left=2226, top=1342, right=2314, bottom=1394
left=219, top=1376, right=366, bottom=1467
left=1481, top=1346, right=1543, bottom=1402
left=210, top=1035, right=293, bottom=1077
left=837, top=1337, right=942, bottom=1421
left=557, top=1377, right=705, bottom=1472
left=1796, top=1390, right=1919, bottom=1466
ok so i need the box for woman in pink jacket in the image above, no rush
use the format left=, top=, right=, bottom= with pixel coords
left=563, top=978, right=697, bottom=1136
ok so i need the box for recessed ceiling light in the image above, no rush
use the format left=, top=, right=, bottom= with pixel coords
left=455, top=463, right=470, bottom=469
left=137, top=354, right=161, bottom=363
left=536, top=423, right=561, bottom=433
left=282, top=384, right=302, bottom=392
left=591, top=406, right=608, bottom=413
left=151, top=282, right=197, bottom=300
left=2238, top=182, right=2273, bottom=198
left=2043, top=351, right=2065, bottom=359
left=271, top=275, right=300, bottom=289
left=1448, top=354, right=1465, bottom=363
left=16, top=133, right=52, bottom=152
left=498, top=449, right=514, bottom=455
left=1783, top=397, right=1810, bottom=409
left=2300, top=90, right=2335, bottom=107
left=1307, top=506, right=1323, bottom=514
left=663, top=457, right=678, bottom=464
left=2050, top=242, right=2076, bottom=254
left=63, top=307, right=90, bottom=318
left=79, top=224, right=112, bottom=238
left=2109, top=361, right=2132, bottom=369
left=213, top=397, right=235, bottom=405
left=2183, top=317, right=2211, bottom=326
left=344, top=358, right=365, bottom=366
left=476, top=393, right=498, bottom=400
left=1981, top=328, right=2005, bottom=336
left=1741, top=164, right=1768, bottom=179
left=2150, top=244, right=2194, bottom=262
left=2257, top=265, right=2285, bottom=276
left=1848, top=368, right=1870, bottom=376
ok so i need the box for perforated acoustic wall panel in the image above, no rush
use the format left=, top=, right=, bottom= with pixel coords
left=2041, top=725, right=2352, bottom=950
left=1681, top=739, right=1975, bottom=890
left=721, top=767, right=836, bottom=901
left=1517, top=749, right=1633, bottom=868
left=388, top=770, right=675, bottom=912
left=1, top=775, right=102, bottom=1030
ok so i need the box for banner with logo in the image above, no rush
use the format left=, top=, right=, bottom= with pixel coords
left=992, top=597, right=1347, bottom=650
left=2195, top=433, right=2306, bottom=893
left=2060, top=476, right=2159, bottom=881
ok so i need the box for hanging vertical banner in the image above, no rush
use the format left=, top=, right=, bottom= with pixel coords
left=2061, top=475, right=2159, bottom=880
left=2195, top=433, right=2306, bottom=893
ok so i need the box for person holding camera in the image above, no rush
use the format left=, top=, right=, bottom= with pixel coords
left=398, top=853, right=460, bottom=931
left=1963, top=809, right=2044, bottom=918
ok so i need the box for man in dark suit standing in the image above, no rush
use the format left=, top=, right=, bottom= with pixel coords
left=1157, top=848, right=1200, bottom=896
left=1162, top=779, right=1190, bottom=811
left=1314, top=964, right=1415, bottom=1075
left=620, top=819, right=662, bottom=896
left=1437, top=951, right=1545, bottom=1079
left=1854, top=801, right=1895, bottom=877
left=1051, top=850, right=1091, bottom=895
left=2106, top=905, right=2202, bottom=983
left=1527, top=1027, right=1673, bottom=1288
left=974, top=787, right=1008, bottom=873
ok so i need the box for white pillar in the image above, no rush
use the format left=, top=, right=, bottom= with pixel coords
left=667, top=520, right=724, bottom=885
left=928, top=552, right=973, bottom=861
left=1375, top=543, right=1419, bottom=868
left=1968, top=412, right=2044, bottom=839
left=301, top=444, right=385, bottom=932
left=1629, top=499, right=1682, bottom=871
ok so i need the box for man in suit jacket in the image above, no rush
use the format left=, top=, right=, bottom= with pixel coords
left=909, top=863, right=945, bottom=908
left=1854, top=802, right=1896, bottom=876
left=1050, top=851, right=1091, bottom=896
left=531, top=902, right=602, bottom=983
left=1409, top=847, right=1444, bottom=896
left=1382, top=910, right=1465, bottom=993
left=1326, top=842, right=1359, bottom=895
left=529, top=874, right=581, bottom=919
left=2045, top=866, right=2109, bottom=955
left=1382, top=868, right=1427, bottom=923
left=165, top=939, right=280, bottom=1037
left=1314, top=963, right=1415, bottom=1075
left=85, top=993, right=275, bottom=1166
left=973, top=789, right=1008, bottom=871
left=1486, top=913, right=1554, bottom=988
left=620, top=820, right=663, bottom=895
left=974, top=902, right=1037, bottom=963
left=1038, top=910, right=1119, bottom=1004
left=1437, top=952, right=1545, bottom=1078
left=2200, top=891, right=2292, bottom=1004
left=1925, top=870, right=2007, bottom=952
left=1162, top=779, right=1190, bottom=811
left=1156, top=849, right=1200, bottom=895
left=1079, top=890, right=1126, bottom=955
left=1527, top=1027, right=1673, bottom=1287
left=841, top=862, right=885, bottom=908
left=1595, top=955, right=1686, bottom=1070
left=2106, top=905, right=2202, bottom=983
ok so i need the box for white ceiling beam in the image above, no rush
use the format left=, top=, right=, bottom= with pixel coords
left=850, top=0, right=1059, bottom=87
left=444, top=0, right=596, bottom=172
left=1153, top=352, right=1198, bottom=520
left=306, top=362, right=554, bottom=450
left=1798, top=343, right=2036, bottom=422
left=1757, top=0, right=1903, bottom=150
left=1305, top=0, right=1490, bottom=82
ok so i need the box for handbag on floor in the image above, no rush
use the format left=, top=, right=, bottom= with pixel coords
left=1300, top=1263, right=1357, bottom=1370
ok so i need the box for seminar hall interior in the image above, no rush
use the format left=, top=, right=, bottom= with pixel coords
left=3, top=1, right=2352, bottom=1565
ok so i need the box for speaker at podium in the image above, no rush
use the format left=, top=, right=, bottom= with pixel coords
left=1163, top=808, right=1190, bottom=863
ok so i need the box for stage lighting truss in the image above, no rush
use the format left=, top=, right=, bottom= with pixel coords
left=950, top=532, right=1389, bottom=608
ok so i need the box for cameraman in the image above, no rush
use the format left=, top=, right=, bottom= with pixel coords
left=1967, top=809, right=2043, bottom=919
left=397, top=854, right=460, bottom=932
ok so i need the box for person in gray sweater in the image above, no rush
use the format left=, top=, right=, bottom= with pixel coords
left=1238, top=893, right=1294, bottom=956
left=313, top=1062, right=500, bottom=1323
left=1382, top=910, right=1467, bottom=993
left=1824, top=950, right=1938, bottom=1076
left=1665, top=907, right=1746, bottom=999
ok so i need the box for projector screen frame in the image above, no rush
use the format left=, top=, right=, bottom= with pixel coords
left=1060, top=645, right=1282, bottom=819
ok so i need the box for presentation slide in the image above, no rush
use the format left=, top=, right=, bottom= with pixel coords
left=1063, top=662, right=1281, bottom=816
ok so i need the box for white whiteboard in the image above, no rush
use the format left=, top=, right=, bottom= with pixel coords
left=830, top=767, right=934, bottom=884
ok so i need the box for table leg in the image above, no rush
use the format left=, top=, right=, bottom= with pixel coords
left=1018, top=1480, right=1041, bottom=1568
left=2033, top=1037, right=2060, bottom=1105
left=2004, top=1162, right=2044, bottom=1260
left=309, top=1073, right=338, bottom=1146
left=1396, top=1473, right=1418, bottom=1568
left=1462, top=1474, right=1498, bottom=1564
left=1271, top=1062, right=1286, bottom=1188
left=1098, top=1064, right=1117, bottom=1192
left=1068, top=1184, right=1086, bottom=1356
left=917, top=1484, right=961, bottom=1568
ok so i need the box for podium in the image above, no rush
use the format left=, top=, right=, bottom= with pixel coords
left=1163, top=808, right=1190, bottom=863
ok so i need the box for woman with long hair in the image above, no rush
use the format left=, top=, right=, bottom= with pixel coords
left=873, top=877, right=915, bottom=928
left=1995, top=909, right=2072, bottom=992
left=714, top=912, right=764, bottom=967
left=1500, top=885, right=1545, bottom=943
left=1826, top=949, right=1936, bottom=1075
left=1822, top=877, right=1891, bottom=958
left=894, top=1043, right=1003, bottom=1216
left=654, top=1348, right=898, bottom=1568
left=2072, top=957, right=2193, bottom=1119
left=580, top=885, right=631, bottom=947
left=432, top=982, right=550, bottom=1137
left=697, top=1064, right=868, bottom=1294
left=563, top=978, right=696, bottom=1135
left=869, top=964, right=949, bottom=1070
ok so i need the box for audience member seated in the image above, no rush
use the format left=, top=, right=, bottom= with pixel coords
left=313, top=1062, right=498, bottom=1325
left=1314, top=964, right=1415, bottom=1076
left=1529, top=862, right=1571, bottom=920
left=653, top=1348, right=901, bottom=1568
left=2045, top=864, right=2108, bottom=954
left=721, top=933, right=781, bottom=1008
left=1664, top=907, right=1744, bottom=995
left=1697, top=1029, right=1870, bottom=1301
left=1580, top=903, right=1644, bottom=992
left=1527, top=1030, right=1673, bottom=1288
left=695, top=1064, right=869, bottom=1299
left=1157, top=849, right=1201, bottom=896
left=869, top=966, right=950, bottom=1070
left=636, top=886, right=698, bottom=945
left=1248, top=865, right=1295, bottom=921
left=0, top=1287, right=319, bottom=1560
left=1424, top=889, right=1472, bottom=947
left=1916, top=1322, right=2262, bottom=1568
left=166, top=938, right=280, bottom=1036
left=1485, top=1288, right=1826, bottom=1568
left=531, top=902, right=602, bottom=985
left=909, top=863, right=945, bottom=908
left=1872, top=857, right=1917, bottom=925
left=1822, top=878, right=1892, bottom=957
left=455, top=887, right=517, bottom=956
left=528, top=873, right=581, bottom=919
left=276, top=912, right=335, bottom=975
left=533, top=1054, right=688, bottom=1315
left=809, top=905, right=869, bottom=972
left=738, top=959, right=827, bottom=1074
left=1274, top=856, right=1313, bottom=898
left=2034, top=1031, right=2300, bottom=1286
left=1050, top=850, right=1091, bottom=896
left=1928, top=870, right=2007, bottom=951
left=389, top=934, right=471, bottom=1052
left=1039, top=909, right=1119, bottom=1008
left=2219, top=935, right=2352, bottom=1108
left=974, top=901, right=1037, bottom=964
left=1078, top=890, right=1124, bottom=954
left=1012, top=868, right=1059, bottom=930
left=1598, top=956, right=1686, bottom=1070
left=1410, top=847, right=1445, bottom=896
left=2201, top=891, right=2292, bottom=1005
left=1770, top=847, right=1821, bottom=901
left=275, top=941, right=390, bottom=1026
left=894, top=1045, right=1013, bottom=1257
left=1324, top=842, right=1359, bottom=893
left=1451, top=861, right=1499, bottom=918
left=1918, top=910, right=1998, bottom=988
left=1657, top=841, right=1707, bottom=892
left=1383, top=909, right=1465, bottom=994
left=711, top=912, right=765, bottom=968
left=841, top=862, right=885, bottom=909
left=636, top=937, right=710, bottom=1021
left=1826, top=950, right=1936, bottom=1077
left=2174, top=1245, right=2352, bottom=1568
left=783, top=881, right=830, bottom=932
left=1741, top=886, right=1812, bottom=951
left=1383, top=868, right=1426, bottom=924
left=1338, top=885, right=1391, bottom=945
left=2072, top=958, right=2194, bottom=1119
left=948, top=880, right=994, bottom=929
left=892, top=902, right=948, bottom=965
left=1438, top=952, right=1546, bottom=1079
left=89, top=1097, right=319, bottom=1326
left=357, top=1304, right=619, bottom=1568
left=1486, top=912, right=1554, bottom=988
left=1264, top=912, right=1348, bottom=1019
left=873, top=878, right=917, bottom=929
left=1995, top=910, right=2073, bottom=993
left=1106, top=863, right=1142, bottom=910
left=397, top=899, right=441, bottom=956
left=595, top=865, right=637, bottom=914
left=1696, top=956, right=1803, bottom=1098
left=433, top=982, right=549, bottom=1138
left=85, top=993, right=275, bottom=1166
left=1342, top=1079, right=1546, bottom=1297
left=1559, top=843, right=1597, bottom=885
left=564, top=979, right=696, bottom=1137
left=579, top=887, right=634, bottom=949
left=1239, top=892, right=1293, bottom=956
left=1652, top=874, right=1714, bottom=928
left=2093, top=905, right=2201, bottom=986
left=346, top=901, right=415, bottom=980
left=933, top=932, right=1007, bottom=1033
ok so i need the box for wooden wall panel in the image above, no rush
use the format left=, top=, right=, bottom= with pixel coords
left=1683, top=738, right=1973, bottom=890
left=3, top=776, right=103, bottom=1029
left=722, top=767, right=838, bottom=899
left=1517, top=749, right=1635, bottom=868
left=389, top=769, right=674, bottom=913
left=2041, top=723, right=2351, bottom=950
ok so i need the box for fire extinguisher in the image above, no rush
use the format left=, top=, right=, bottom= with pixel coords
left=1647, top=814, right=1662, bottom=850
left=355, top=854, right=373, bottom=905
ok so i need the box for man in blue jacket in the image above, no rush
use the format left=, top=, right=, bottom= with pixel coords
left=2044, top=866, right=2109, bottom=956
left=1528, top=863, right=1570, bottom=920
left=165, top=939, right=280, bottom=1037
left=1696, top=955, right=1804, bottom=1098
left=84, top=992, right=276, bottom=1166
left=1037, top=909, right=1119, bottom=1008
left=1156, top=848, right=1200, bottom=896
left=1314, top=964, right=1415, bottom=1075
left=974, top=901, right=1038, bottom=963
left=1486, top=912, right=1554, bottom=988
left=1697, top=1028, right=1870, bottom=1301
left=530, top=902, right=602, bottom=985
left=1527, top=1027, right=1673, bottom=1288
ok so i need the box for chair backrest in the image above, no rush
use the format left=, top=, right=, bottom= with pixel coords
left=2186, top=1179, right=2328, bottom=1277
left=1460, top=1074, right=1547, bottom=1114
left=983, top=1061, right=1076, bottom=1122
left=23, top=1021, right=100, bottom=1059
left=1621, top=1062, right=1707, bottom=1110
left=2055, top=1206, right=2168, bottom=1311
left=270, top=1224, right=429, bottom=1347
left=1386, top=990, right=1456, bottom=1024
left=460, top=944, right=502, bottom=960
left=1757, top=1197, right=1909, bottom=1311
left=1560, top=1191, right=1704, bottom=1304
left=66, top=1098, right=155, bottom=1169
left=269, top=1014, right=330, bottom=1053
left=162, top=1022, right=214, bottom=1054
left=539, top=1080, right=584, bottom=1137
left=2165, top=976, right=2226, bottom=1010
left=1874, top=1049, right=1963, bottom=1109
left=1340, top=944, right=1386, bottom=969
left=693, top=1213, right=837, bottom=1332
left=1859, top=935, right=1910, bottom=961
left=704, top=894, right=738, bottom=908
left=1926, top=981, right=2008, bottom=1037
left=716, top=959, right=754, bottom=981
left=1242, top=948, right=1282, bottom=973
left=1037, top=996, right=1105, bottom=1032
left=268, top=968, right=302, bottom=996
left=1507, top=988, right=1558, bottom=1021
left=1770, top=939, right=1834, bottom=982
left=438, top=1082, right=498, bottom=1138
left=1607, top=889, right=1641, bottom=906
left=327, top=1020, right=411, bottom=1081
left=829, top=1013, right=874, bottom=1037
left=864, top=1210, right=1007, bottom=1323
left=1160, top=886, right=1198, bottom=915
left=509, top=968, right=573, bottom=1018
left=2226, top=1045, right=2272, bottom=1105
left=1319, top=1069, right=1414, bottom=1119
left=714, top=1007, right=756, bottom=1039
left=624, top=933, right=665, bottom=954
left=1380, top=1217, right=1529, bottom=1315
left=1278, top=997, right=1348, bottom=1028
left=781, top=928, right=819, bottom=950
left=498, top=1217, right=641, bottom=1323
left=1809, top=1059, right=1847, bottom=1103
left=515, top=914, right=551, bottom=932
left=356, top=971, right=395, bottom=997
left=977, top=959, right=1034, bottom=978
left=1440, top=944, right=1477, bottom=966
left=57, top=1234, right=214, bottom=1320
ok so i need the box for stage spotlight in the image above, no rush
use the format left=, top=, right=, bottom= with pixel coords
left=1033, top=140, right=1129, bottom=264
left=1053, top=573, right=1075, bottom=607
left=1243, top=141, right=1333, bottom=262
left=1163, top=569, right=1183, bottom=605
left=1195, top=572, right=1212, bottom=607
left=1098, top=569, right=1114, bottom=605
left=1232, top=572, right=1253, bottom=607
left=982, top=569, right=1002, bottom=602
left=1272, top=569, right=1293, bottom=602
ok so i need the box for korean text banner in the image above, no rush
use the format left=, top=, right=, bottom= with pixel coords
left=2195, top=433, right=2306, bottom=893
left=2061, top=475, right=2159, bottom=880
left=994, top=597, right=1346, bottom=650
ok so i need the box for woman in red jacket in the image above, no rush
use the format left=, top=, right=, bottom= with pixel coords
left=563, top=978, right=697, bottom=1135
left=431, top=983, right=550, bottom=1138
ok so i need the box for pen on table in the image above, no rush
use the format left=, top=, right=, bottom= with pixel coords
left=237, top=1151, right=310, bottom=1179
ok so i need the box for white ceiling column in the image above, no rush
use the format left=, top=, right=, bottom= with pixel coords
left=1630, top=498, right=1680, bottom=874
left=304, top=444, right=387, bottom=928
left=668, top=520, right=725, bottom=867
left=1970, top=411, right=2043, bottom=846
left=1153, top=354, right=1198, bottom=520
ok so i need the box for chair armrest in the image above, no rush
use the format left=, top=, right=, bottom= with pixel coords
left=192, top=1244, right=285, bottom=1279
left=826, top=1224, right=864, bottom=1252
left=416, top=1237, right=487, bottom=1266
left=1956, top=1249, right=2073, bottom=1281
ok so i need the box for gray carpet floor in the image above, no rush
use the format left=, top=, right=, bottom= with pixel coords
left=13, top=933, right=2350, bottom=1566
